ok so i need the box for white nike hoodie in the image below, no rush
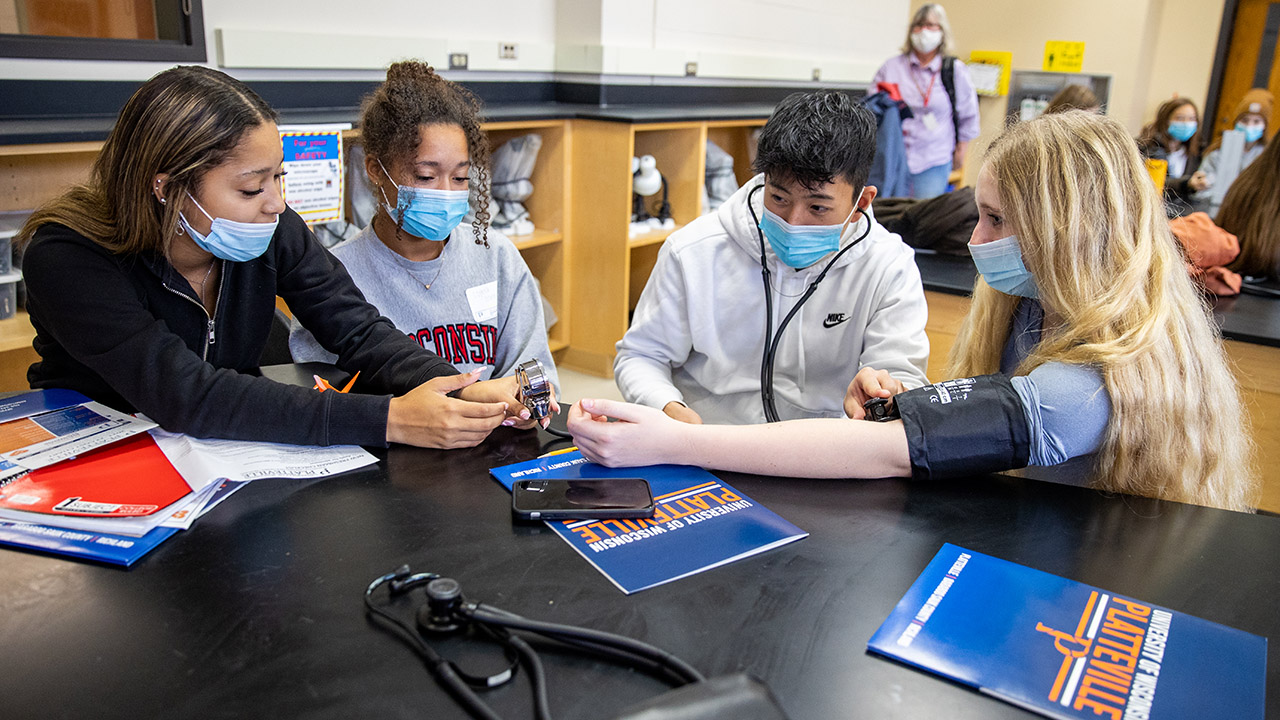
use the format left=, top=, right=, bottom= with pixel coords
left=614, top=174, right=930, bottom=425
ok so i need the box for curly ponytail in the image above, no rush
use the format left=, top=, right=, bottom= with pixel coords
left=360, top=60, right=491, bottom=246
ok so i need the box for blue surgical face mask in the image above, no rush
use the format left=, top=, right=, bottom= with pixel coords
left=378, top=160, right=471, bottom=241
left=1167, top=121, right=1198, bottom=143
left=179, top=193, right=278, bottom=263
left=1236, top=121, right=1265, bottom=144
left=968, top=234, right=1039, bottom=298
left=758, top=205, right=857, bottom=269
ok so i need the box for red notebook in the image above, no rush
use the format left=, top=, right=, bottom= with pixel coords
left=0, top=433, right=191, bottom=517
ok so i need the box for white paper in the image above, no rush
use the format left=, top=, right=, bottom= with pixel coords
left=149, top=430, right=378, bottom=485
left=968, top=63, right=1002, bottom=95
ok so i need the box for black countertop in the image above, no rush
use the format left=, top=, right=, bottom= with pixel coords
left=1, top=418, right=1276, bottom=720
left=0, top=102, right=777, bottom=146
left=913, top=251, right=1280, bottom=348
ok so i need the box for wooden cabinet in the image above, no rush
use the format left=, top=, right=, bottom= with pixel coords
left=481, top=119, right=571, bottom=354
left=561, top=117, right=766, bottom=377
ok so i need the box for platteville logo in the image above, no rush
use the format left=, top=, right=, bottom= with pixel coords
left=1034, top=591, right=1171, bottom=719
left=822, top=312, right=850, bottom=329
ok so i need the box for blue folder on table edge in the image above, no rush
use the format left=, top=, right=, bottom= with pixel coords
left=0, top=520, right=177, bottom=566
left=867, top=543, right=1266, bottom=719
left=0, top=389, right=176, bottom=566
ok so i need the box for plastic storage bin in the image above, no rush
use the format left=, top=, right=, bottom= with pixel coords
left=0, top=210, right=32, bottom=312
left=0, top=271, right=20, bottom=319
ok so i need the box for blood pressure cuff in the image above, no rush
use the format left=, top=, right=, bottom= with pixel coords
left=895, top=374, right=1031, bottom=481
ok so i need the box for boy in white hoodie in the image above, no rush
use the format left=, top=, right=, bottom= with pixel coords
left=614, top=90, right=930, bottom=425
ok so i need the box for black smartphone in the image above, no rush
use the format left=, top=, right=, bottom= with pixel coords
left=512, top=478, right=655, bottom=521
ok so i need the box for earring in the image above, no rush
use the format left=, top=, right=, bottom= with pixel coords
left=159, top=198, right=166, bottom=204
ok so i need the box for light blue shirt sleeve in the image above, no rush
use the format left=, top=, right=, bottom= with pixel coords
left=1009, top=362, right=1111, bottom=466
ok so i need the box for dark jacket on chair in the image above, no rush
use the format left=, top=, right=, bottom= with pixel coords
left=864, top=89, right=913, bottom=199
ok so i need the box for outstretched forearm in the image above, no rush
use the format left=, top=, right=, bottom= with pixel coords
left=671, top=418, right=911, bottom=479
left=569, top=399, right=911, bottom=479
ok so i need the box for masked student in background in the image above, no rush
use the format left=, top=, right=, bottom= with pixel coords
left=289, top=60, right=558, bottom=428
left=612, top=90, right=930, bottom=426
left=1192, top=88, right=1272, bottom=218
left=571, top=112, right=1256, bottom=514
left=1137, top=97, right=1205, bottom=216
left=18, top=66, right=529, bottom=449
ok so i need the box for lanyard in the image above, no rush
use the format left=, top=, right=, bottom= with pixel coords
left=910, top=64, right=938, bottom=108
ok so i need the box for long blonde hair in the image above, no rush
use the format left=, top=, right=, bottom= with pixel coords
left=18, top=66, right=277, bottom=255
left=948, top=111, right=1255, bottom=511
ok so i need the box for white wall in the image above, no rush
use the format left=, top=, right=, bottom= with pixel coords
left=207, top=0, right=557, bottom=40
left=920, top=0, right=1227, bottom=186
left=0, top=0, right=907, bottom=83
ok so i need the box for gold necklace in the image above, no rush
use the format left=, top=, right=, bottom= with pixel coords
left=380, top=214, right=446, bottom=290
left=405, top=254, right=445, bottom=290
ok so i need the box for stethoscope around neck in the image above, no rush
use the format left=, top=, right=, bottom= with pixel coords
left=746, top=183, right=872, bottom=423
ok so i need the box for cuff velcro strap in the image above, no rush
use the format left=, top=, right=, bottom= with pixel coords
left=895, top=374, right=1031, bottom=481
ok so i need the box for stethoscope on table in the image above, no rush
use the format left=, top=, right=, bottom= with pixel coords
left=364, top=566, right=705, bottom=720
left=746, top=184, right=872, bottom=423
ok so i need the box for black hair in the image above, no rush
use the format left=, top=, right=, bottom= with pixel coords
left=752, top=90, right=877, bottom=194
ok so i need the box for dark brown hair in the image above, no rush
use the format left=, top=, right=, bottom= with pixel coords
left=360, top=60, right=491, bottom=246
left=19, top=66, right=276, bottom=255
left=1218, top=137, right=1280, bottom=275
left=1138, top=98, right=1201, bottom=158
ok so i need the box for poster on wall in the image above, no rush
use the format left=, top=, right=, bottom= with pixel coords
left=968, top=50, right=1012, bottom=96
left=1043, top=41, right=1086, bottom=73
left=278, top=124, right=352, bottom=225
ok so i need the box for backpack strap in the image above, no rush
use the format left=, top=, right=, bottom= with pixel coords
left=941, top=56, right=960, bottom=147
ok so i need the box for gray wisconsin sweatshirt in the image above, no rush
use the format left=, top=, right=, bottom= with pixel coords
left=289, top=223, right=559, bottom=392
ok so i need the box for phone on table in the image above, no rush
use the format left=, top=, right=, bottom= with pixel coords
left=512, top=478, right=655, bottom=521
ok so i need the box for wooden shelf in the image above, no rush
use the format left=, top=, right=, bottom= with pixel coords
left=562, top=117, right=771, bottom=378
left=511, top=229, right=562, bottom=250
left=0, top=141, right=102, bottom=157
left=0, top=311, right=35, bottom=353
left=627, top=226, right=680, bottom=249
left=548, top=338, right=568, bottom=353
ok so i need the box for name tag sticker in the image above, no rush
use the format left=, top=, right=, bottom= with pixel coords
left=466, top=282, right=499, bottom=323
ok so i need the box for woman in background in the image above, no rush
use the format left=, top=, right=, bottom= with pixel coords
left=871, top=3, right=980, bottom=198
left=1137, top=97, right=1205, bottom=215
left=1217, top=135, right=1280, bottom=277
left=289, top=61, right=558, bottom=428
left=568, top=112, right=1255, bottom=513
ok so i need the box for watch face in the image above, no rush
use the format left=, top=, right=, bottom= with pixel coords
left=517, top=359, right=551, bottom=418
